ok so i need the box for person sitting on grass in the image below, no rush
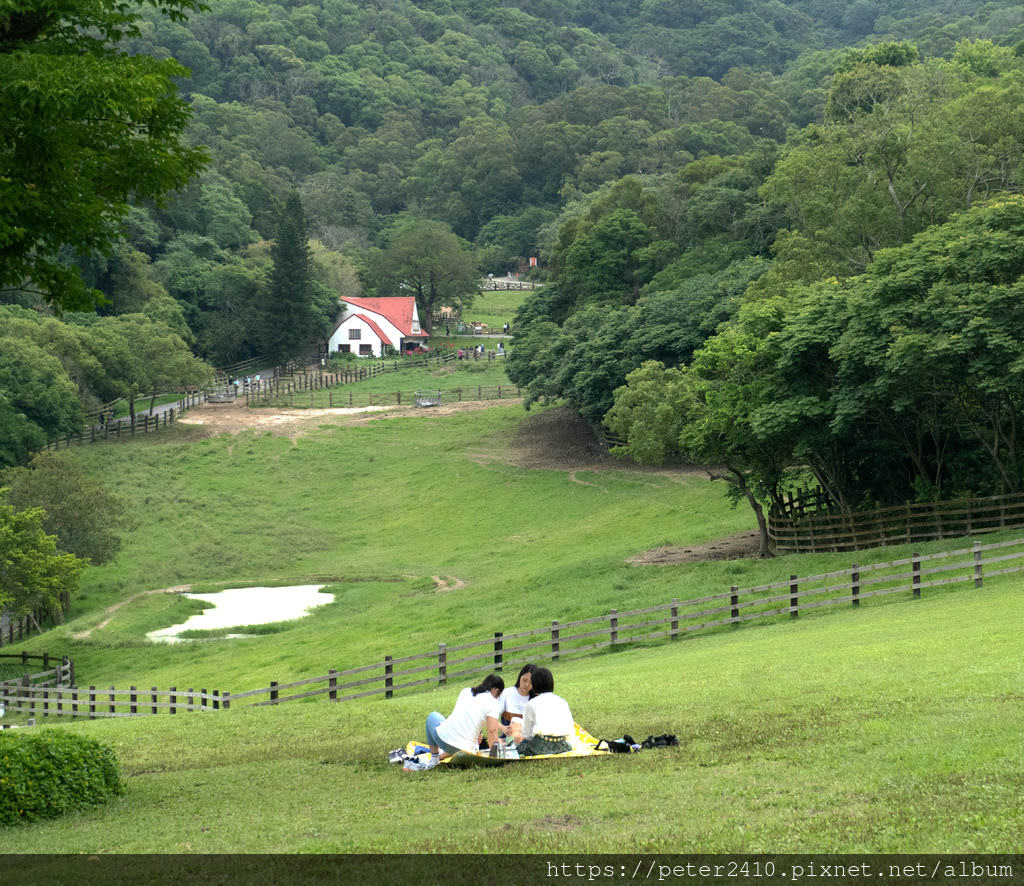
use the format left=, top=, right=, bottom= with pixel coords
left=498, top=664, right=535, bottom=740
left=516, top=666, right=574, bottom=757
left=420, top=673, right=505, bottom=769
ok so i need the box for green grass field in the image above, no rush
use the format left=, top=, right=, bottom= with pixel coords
left=7, top=576, right=1023, bottom=853
left=3, top=380, right=1023, bottom=854
left=461, top=288, right=530, bottom=333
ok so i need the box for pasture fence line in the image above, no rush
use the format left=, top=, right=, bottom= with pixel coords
left=4, top=537, right=1022, bottom=723
left=247, top=382, right=521, bottom=410
left=39, top=350, right=485, bottom=451
left=0, top=606, right=67, bottom=648
left=768, top=490, right=1024, bottom=553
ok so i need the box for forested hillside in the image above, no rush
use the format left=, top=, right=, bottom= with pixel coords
left=11, top=0, right=1020, bottom=367
left=4, top=0, right=1024, bottom=512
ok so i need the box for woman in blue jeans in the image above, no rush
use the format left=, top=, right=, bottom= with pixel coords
left=421, top=673, right=505, bottom=769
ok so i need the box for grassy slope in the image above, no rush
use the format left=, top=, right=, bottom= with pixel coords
left=31, top=402, right=759, bottom=688
left=8, top=574, right=1023, bottom=853
left=5, top=387, right=1023, bottom=851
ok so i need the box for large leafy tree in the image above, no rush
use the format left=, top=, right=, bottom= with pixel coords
left=2, top=450, right=128, bottom=565
left=0, top=501, right=84, bottom=623
left=0, top=335, right=83, bottom=467
left=364, top=219, right=478, bottom=335
left=0, top=0, right=208, bottom=311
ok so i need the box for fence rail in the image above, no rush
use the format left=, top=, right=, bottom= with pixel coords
left=248, top=382, right=521, bottom=410
left=768, top=491, right=1024, bottom=553
left=5, top=537, right=1022, bottom=722
left=0, top=608, right=64, bottom=648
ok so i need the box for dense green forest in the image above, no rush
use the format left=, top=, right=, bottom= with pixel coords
left=5, top=0, right=1024, bottom=534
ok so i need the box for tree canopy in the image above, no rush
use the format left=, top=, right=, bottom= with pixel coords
left=0, top=0, right=208, bottom=311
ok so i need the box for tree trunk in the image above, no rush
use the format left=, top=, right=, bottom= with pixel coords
left=712, top=467, right=774, bottom=558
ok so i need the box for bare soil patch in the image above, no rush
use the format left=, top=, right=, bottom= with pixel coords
left=629, top=530, right=762, bottom=564
left=175, top=398, right=517, bottom=439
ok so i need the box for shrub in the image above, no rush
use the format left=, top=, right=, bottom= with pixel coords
left=0, top=729, right=123, bottom=825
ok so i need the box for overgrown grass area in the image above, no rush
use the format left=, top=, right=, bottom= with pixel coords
left=8, top=575, right=1023, bottom=852
left=6, top=396, right=1023, bottom=852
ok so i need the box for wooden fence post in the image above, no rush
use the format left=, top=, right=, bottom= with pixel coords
left=169, top=686, right=177, bottom=714
left=213, top=690, right=220, bottom=710
left=973, top=541, right=983, bottom=588
left=222, top=691, right=230, bottom=711
left=130, top=686, right=137, bottom=715
left=551, top=621, right=560, bottom=660
left=109, top=686, right=116, bottom=715
left=493, top=632, right=503, bottom=671
left=730, top=586, right=739, bottom=621
left=912, top=554, right=921, bottom=597
left=71, top=687, right=78, bottom=715
left=851, top=564, right=860, bottom=607
left=328, top=669, right=337, bottom=701
left=200, top=688, right=206, bottom=711
left=790, top=575, right=799, bottom=617
left=270, top=681, right=278, bottom=704
left=438, top=644, right=447, bottom=685
left=385, top=656, right=393, bottom=699
left=670, top=598, right=679, bottom=638
left=609, top=609, right=618, bottom=644
left=151, top=687, right=158, bottom=715
left=89, top=686, right=96, bottom=719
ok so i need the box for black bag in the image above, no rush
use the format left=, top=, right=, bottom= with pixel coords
left=640, top=733, right=679, bottom=749
left=598, top=734, right=637, bottom=753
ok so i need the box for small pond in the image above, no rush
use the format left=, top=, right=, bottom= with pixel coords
left=146, top=585, right=333, bottom=643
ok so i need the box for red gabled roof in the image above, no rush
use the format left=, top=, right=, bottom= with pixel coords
left=340, top=296, right=426, bottom=338
left=351, top=313, right=393, bottom=347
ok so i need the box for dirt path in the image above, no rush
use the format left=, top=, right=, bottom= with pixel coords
left=70, top=585, right=192, bottom=639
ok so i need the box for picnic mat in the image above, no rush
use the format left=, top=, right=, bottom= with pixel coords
left=403, top=722, right=611, bottom=767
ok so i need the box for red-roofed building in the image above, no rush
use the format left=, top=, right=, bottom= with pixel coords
left=326, top=296, right=428, bottom=358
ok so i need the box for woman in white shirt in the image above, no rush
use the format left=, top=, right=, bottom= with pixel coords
left=517, top=666, right=574, bottom=756
left=421, top=673, right=505, bottom=768
left=498, top=664, right=535, bottom=739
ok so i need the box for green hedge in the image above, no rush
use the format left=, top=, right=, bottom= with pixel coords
left=0, top=730, right=123, bottom=825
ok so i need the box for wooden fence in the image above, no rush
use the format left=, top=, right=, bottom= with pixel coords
left=768, top=491, right=1024, bottom=553
left=0, top=608, right=64, bottom=648
left=5, top=537, right=1022, bottom=722
left=251, top=383, right=522, bottom=411
left=0, top=654, right=73, bottom=688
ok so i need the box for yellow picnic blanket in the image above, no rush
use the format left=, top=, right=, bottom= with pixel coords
left=404, top=722, right=610, bottom=767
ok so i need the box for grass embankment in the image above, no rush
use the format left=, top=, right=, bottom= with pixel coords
left=8, top=576, right=1023, bottom=853
left=5, top=379, right=1023, bottom=852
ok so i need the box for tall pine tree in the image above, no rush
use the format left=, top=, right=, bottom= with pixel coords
left=264, top=193, right=316, bottom=365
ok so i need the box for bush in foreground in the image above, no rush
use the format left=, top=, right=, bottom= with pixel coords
left=0, top=730, right=123, bottom=825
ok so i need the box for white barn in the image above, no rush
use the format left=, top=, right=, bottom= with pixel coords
left=326, top=296, right=428, bottom=358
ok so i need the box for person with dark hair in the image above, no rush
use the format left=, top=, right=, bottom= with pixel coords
left=416, top=673, right=506, bottom=769
left=498, top=664, right=535, bottom=738
left=517, top=667, right=574, bottom=756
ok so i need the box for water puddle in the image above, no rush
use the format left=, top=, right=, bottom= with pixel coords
left=146, top=585, right=333, bottom=643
